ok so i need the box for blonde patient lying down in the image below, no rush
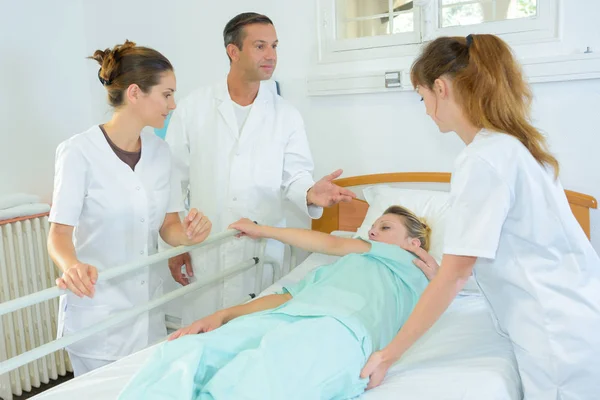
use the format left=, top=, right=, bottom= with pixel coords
left=118, top=206, right=433, bottom=400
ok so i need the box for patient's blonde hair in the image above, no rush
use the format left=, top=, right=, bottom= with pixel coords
left=384, top=206, right=431, bottom=251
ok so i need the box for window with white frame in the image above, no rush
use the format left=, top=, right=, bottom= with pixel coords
left=439, top=0, right=537, bottom=28
left=317, top=0, right=558, bottom=63
left=330, top=0, right=422, bottom=52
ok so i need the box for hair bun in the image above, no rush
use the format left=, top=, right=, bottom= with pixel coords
left=90, top=40, right=137, bottom=86
left=117, top=39, right=137, bottom=51
left=89, top=49, right=110, bottom=66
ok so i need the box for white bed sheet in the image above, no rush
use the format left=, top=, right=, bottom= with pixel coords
left=33, top=251, right=522, bottom=400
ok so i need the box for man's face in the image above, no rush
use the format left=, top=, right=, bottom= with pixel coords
left=232, top=23, right=278, bottom=81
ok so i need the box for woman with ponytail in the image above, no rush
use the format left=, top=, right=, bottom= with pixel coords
left=47, top=41, right=212, bottom=376
left=360, top=34, right=600, bottom=400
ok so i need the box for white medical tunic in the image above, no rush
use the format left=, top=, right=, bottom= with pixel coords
left=50, top=126, right=181, bottom=360
left=443, top=130, right=600, bottom=399
left=166, top=79, right=322, bottom=324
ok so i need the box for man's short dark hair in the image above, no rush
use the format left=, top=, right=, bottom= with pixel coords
left=223, top=12, right=274, bottom=58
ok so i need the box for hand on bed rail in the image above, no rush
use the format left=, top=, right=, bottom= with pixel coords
left=163, top=208, right=212, bottom=286
left=402, top=243, right=440, bottom=281
left=180, top=208, right=212, bottom=245
left=306, top=169, right=357, bottom=207
left=229, top=218, right=266, bottom=239
left=56, top=263, right=98, bottom=298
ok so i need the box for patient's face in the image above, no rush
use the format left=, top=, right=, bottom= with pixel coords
left=368, top=214, right=416, bottom=248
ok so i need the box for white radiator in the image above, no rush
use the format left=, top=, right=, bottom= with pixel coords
left=0, top=213, right=71, bottom=400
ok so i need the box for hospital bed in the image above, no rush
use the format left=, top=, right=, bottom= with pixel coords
left=1, top=172, right=597, bottom=399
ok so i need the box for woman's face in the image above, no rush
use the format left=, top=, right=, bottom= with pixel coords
left=416, top=79, right=455, bottom=134
left=133, top=71, right=177, bottom=129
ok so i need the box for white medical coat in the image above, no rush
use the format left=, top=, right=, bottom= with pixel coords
left=167, top=79, right=322, bottom=324
left=50, top=126, right=180, bottom=360
left=443, top=130, right=600, bottom=400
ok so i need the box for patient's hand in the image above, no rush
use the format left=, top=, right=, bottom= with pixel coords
left=229, top=218, right=265, bottom=239
left=402, top=243, right=439, bottom=281
left=168, top=312, right=226, bottom=341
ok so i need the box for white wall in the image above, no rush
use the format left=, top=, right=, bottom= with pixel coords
left=0, top=0, right=93, bottom=202
left=2, top=0, right=599, bottom=253
left=81, top=0, right=229, bottom=122
left=81, top=0, right=271, bottom=120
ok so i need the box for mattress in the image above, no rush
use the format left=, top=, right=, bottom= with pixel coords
left=33, top=251, right=522, bottom=399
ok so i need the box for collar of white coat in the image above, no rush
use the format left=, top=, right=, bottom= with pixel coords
left=88, top=125, right=158, bottom=173
left=214, top=78, right=278, bottom=105
left=469, top=128, right=494, bottom=144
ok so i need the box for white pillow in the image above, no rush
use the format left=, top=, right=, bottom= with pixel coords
left=354, top=185, right=480, bottom=295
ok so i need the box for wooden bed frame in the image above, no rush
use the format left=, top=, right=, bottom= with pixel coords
left=312, top=172, right=598, bottom=240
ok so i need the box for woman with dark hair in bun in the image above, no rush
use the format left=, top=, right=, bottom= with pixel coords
left=47, top=40, right=212, bottom=376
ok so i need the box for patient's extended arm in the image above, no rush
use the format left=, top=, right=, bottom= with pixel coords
left=168, top=293, right=291, bottom=340
left=229, top=218, right=371, bottom=256
left=222, top=293, right=291, bottom=323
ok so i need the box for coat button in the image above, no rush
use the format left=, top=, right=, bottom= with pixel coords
left=141, top=218, right=145, bottom=222
left=140, top=250, right=144, bottom=255
left=136, top=186, right=141, bottom=191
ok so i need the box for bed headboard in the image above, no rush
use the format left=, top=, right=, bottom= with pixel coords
left=312, top=172, right=598, bottom=240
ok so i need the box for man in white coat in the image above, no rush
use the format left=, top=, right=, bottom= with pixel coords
left=166, top=12, right=355, bottom=325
